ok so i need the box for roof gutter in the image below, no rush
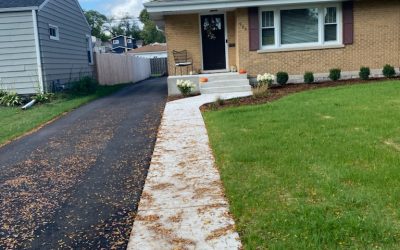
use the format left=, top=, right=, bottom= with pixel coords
left=145, top=0, right=345, bottom=13
left=0, top=6, right=38, bottom=12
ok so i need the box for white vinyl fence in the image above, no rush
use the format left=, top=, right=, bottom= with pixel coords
left=95, top=53, right=151, bottom=85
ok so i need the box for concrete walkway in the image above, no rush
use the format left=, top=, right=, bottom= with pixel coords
left=128, top=91, right=252, bottom=250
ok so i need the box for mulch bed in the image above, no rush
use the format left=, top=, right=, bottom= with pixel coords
left=200, top=77, right=400, bottom=111
left=167, top=93, right=201, bottom=102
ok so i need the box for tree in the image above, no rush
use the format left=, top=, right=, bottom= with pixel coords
left=106, top=14, right=141, bottom=40
left=139, top=9, right=165, bottom=45
left=84, top=10, right=110, bottom=41
left=139, top=9, right=151, bottom=24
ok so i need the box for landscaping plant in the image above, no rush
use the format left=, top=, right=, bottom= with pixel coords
left=359, top=66, right=371, bottom=80
left=276, top=72, right=289, bottom=85
left=257, top=73, right=275, bottom=86
left=252, top=84, right=269, bottom=98
left=329, top=68, right=341, bottom=81
left=176, top=79, right=195, bottom=96
left=34, top=92, right=55, bottom=104
left=0, top=92, right=21, bottom=107
left=71, top=76, right=99, bottom=94
left=304, top=72, right=315, bottom=84
left=0, top=90, right=6, bottom=99
left=383, top=64, right=396, bottom=78
left=216, top=96, right=225, bottom=106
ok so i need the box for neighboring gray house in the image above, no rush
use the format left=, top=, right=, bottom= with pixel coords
left=0, top=0, right=93, bottom=94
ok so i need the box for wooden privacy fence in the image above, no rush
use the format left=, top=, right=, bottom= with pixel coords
left=150, top=57, right=168, bottom=76
left=95, top=53, right=151, bottom=85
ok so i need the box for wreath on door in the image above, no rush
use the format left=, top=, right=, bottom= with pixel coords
left=203, top=17, right=222, bottom=40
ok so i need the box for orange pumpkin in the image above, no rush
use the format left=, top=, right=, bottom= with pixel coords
left=199, top=77, right=208, bottom=83
left=239, top=69, right=247, bottom=74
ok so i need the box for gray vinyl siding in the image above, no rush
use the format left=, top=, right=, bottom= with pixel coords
left=0, top=11, right=39, bottom=94
left=37, top=0, right=93, bottom=91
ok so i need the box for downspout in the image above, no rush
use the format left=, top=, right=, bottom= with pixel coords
left=32, top=9, right=44, bottom=93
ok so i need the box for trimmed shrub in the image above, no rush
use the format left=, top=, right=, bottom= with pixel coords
left=0, top=92, right=21, bottom=107
left=359, top=67, right=371, bottom=80
left=304, top=72, right=315, bottom=84
left=329, top=68, right=341, bottom=81
left=382, top=64, right=396, bottom=78
left=71, top=76, right=99, bottom=94
left=276, top=72, right=289, bottom=85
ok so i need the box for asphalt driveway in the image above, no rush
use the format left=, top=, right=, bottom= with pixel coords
left=0, top=78, right=167, bottom=249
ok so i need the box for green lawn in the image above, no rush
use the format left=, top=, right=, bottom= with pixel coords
left=203, top=81, right=400, bottom=249
left=0, top=85, right=125, bottom=145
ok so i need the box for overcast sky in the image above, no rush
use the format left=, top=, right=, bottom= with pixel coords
left=78, top=0, right=146, bottom=19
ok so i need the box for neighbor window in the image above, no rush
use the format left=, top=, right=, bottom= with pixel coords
left=86, top=35, right=93, bottom=65
left=113, top=40, right=119, bottom=45
left=260, top=4, right=341, bottom=49
left=49, top=25, right=59, bottom=40
left=127, top=39, right=132, bottom=43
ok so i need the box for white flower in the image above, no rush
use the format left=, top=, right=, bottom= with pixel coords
left=176, top=79, right=195, bottom=95
left=257, top=73, right=275, bottom=85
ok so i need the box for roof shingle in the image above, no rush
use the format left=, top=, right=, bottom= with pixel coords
left=130, top=43, right=167, bottom=53
left=0, top=0, right=47, bottom=9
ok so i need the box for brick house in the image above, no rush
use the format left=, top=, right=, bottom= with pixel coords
left=144, top=0, right=400, bottom=94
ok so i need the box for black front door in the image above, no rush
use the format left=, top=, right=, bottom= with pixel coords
left=201, top=14, right=227, bottom=71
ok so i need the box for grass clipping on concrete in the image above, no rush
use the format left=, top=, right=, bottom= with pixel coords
left=203, top=81, right=400, bottom=249
left=0, top=85, right=125, bottom=145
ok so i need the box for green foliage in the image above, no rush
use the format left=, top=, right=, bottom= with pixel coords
left=34, top=93, right=55, bottom=104
left=0, top=92, right=21, bottom=107
left=84, top=10, right=110, bottom=41
left=276, top=72, right=289, bottom=85
left=84, top=8, right=165, bottom=44
left=329, top=68, right=341, bottom=81
left=304, top=72, right=315, bottom=84
left=139, top=9, right=166, bottom=45
left=70, top=77, right=99, bottom=95
left=383, top=64, right=396, bottom=78
left=139, top=9, right=151, bottom=24
left=359, top=67, right=371, bottom=80
left=108, top=15, right=141, bottom=40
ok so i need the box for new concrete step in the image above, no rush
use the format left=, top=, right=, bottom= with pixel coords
left=200, top=79, right=250, bottom=88
left=201, top=85, right=252, bottom=94
left=202, top=73, right=248, bottom=82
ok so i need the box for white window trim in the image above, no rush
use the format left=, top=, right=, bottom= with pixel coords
left=113, top=40, right=120, bottom=45
left=49, top=24, right=59, bottom=41
left=258, top=3, right=342, bottom=52
left=86, top=34, right=94, bottom=65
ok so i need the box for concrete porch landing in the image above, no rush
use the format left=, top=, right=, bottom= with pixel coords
left=127, top=91, right=252, bottom=250
left=167, top=72, right=251, bottom=96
